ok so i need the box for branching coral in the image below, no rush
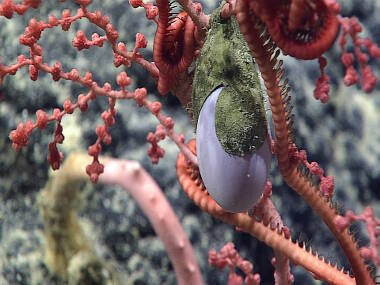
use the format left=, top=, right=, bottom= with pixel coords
left=0, top=0, right=379, bottom=284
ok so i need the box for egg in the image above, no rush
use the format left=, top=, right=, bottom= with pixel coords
left=196, top=86, right=272, bottom=213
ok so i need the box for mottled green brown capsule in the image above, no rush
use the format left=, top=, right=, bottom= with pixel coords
left=192, top=6, right=268, bottom=156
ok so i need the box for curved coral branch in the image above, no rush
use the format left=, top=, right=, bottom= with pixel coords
left=50, top=153, right=204, bottom=285
left=176, top=140, right=355, bottom=285
left=235, top=1, right=375, bottom=284
left=99, top=156, right=203, bottom=285
left=249, top=0, right=340, bottom=60
left=154, top=0, right=195, bottom=95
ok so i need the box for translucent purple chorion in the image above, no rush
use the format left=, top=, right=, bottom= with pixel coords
left=196, top=86, right=272, bottom=213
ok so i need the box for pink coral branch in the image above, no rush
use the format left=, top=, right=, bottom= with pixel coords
left=253, top=181, right=294, bottom=285
left=334, top=207, right=380, bottom=266
left=209, top=242, right=260, bottom=285
left=99, top=157, right=203, bottom=285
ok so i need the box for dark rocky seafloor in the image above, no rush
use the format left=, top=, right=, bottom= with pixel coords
left=0, top=0, right=379, bottom=284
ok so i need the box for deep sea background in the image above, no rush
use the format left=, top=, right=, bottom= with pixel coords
left=0, top=0, right=379, bottom=284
